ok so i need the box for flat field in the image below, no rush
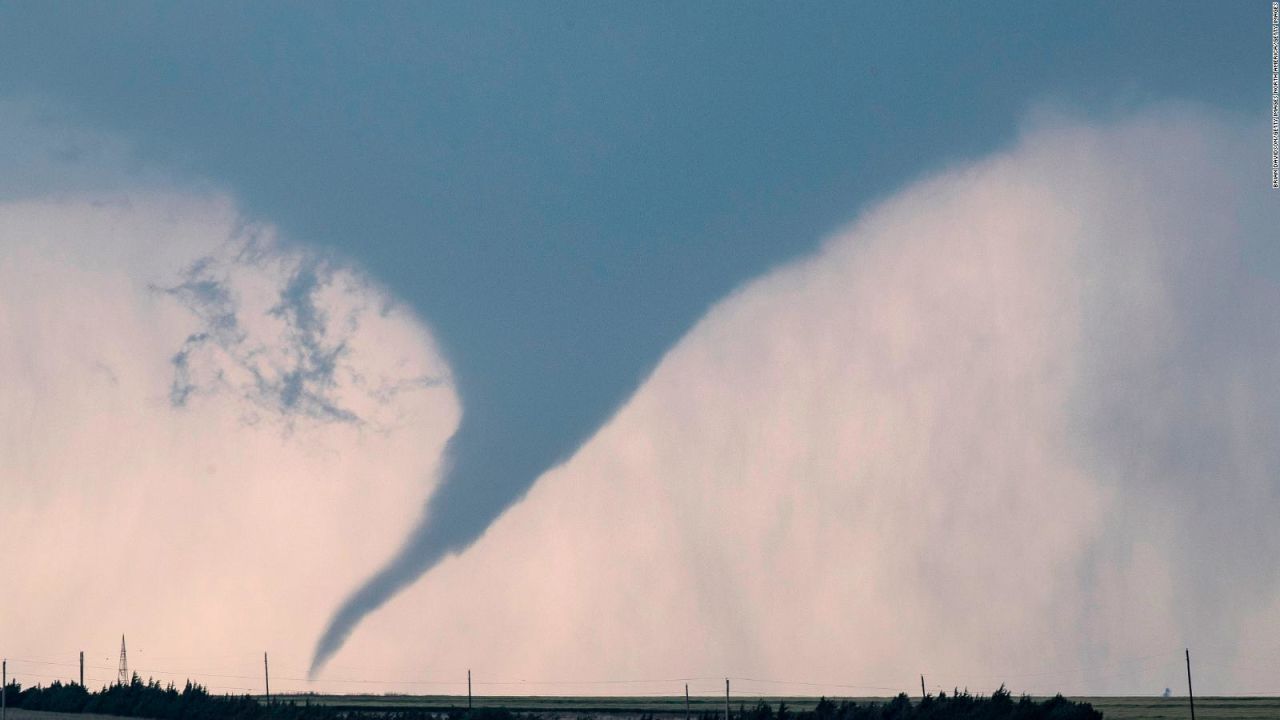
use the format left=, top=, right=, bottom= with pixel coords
left=5, top=710, right=124, bottom=720
left=1074, top=697, right=1279, bottom=719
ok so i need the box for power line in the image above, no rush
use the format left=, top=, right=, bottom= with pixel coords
left=8, top=647, right=1280, bottom=698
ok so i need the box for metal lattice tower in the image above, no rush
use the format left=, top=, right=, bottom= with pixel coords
left=117, top=635, right=128, bottom=686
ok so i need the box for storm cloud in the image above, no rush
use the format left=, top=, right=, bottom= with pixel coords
left=335, top=107, right=1280, bottom=696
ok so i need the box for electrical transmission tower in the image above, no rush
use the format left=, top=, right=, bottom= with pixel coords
left=117, top=635, right=129, bottom=686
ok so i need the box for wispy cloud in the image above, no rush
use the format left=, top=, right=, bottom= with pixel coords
left=156, top=235, right=445, bottom=431
left=0, top=191, right=459, bottom=688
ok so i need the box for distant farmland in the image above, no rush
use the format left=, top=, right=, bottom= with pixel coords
left=269, top=693, right=1280, bottom=720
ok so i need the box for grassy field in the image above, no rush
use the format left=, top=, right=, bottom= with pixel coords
left=267, top=693, right=1280, bottom=719
left=1074, top=697, right=1280, bottom=720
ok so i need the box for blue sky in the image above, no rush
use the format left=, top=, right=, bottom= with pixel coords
left=0, top=1, right=1275, bottom=687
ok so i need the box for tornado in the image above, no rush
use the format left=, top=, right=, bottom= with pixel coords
left=309, top=385, right=605, bottom=675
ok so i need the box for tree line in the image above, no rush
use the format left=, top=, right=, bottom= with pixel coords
left=2, top=676, right=1101, bottom=720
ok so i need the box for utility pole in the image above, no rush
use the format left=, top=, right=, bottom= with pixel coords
left=264, top=652, right=270, bottom=704
left=685, top=683, right=690, bottom=720
left=468, top=669, right=472, bottom=710
left=724, top=678, right=730, bottom=720
left=3, top=657, right=7, bottom=720
left=920, top=675, right=926, bottom=701
left=80, top=651, right=84, bottom=687
left=1185, top=648, right=1196, bottom=720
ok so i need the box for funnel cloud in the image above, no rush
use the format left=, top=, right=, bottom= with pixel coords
left=309, top=418, right=542, bottom=674
left=338, top=107, right=1280, bottom=696
left=1, top=99, right=1277, bottom=695
left=0, top=2, right=1267, bottom=687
